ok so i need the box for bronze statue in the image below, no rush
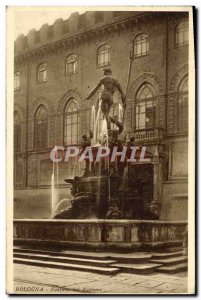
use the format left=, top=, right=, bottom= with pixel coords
left=80, top=129, right=94, bottom=177
left=84, top=68, right=126, bottom=133
left=106, top=202, right=123, bottom=219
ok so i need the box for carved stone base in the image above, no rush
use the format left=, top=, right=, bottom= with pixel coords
left=14, top=219, right=187, bottom=251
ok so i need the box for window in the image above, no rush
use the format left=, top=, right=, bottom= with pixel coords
left=14, top=112, right=21, bottom=152
left=37, top=63, right=47, bottom=82
left=66, top=54, right=77, bottom=75
left=134, top=34, right=149, bottom=57
left=175, top=22, right=188, bottom=46
left=97, top=45, right=110, bottom=67
left=64, top=99, right=79, bottom=145
left=178, top=76, right=188, bottom=132
left=136, top=83, right=156, bottom=129
left=34, top=106, right=48, bottom=149
left=14, top=72, right=21, bottom=90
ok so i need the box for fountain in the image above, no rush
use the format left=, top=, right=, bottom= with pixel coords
left=13, top=58, right=187, bottom=253
left=53, top=104, right=158, bottom=220
left=14, top=99, right=186, bottom=252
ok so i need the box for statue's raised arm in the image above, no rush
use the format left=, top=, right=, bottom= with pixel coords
left=84, top=80, right=102, bottom=100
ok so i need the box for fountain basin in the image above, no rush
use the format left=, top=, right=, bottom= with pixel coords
left=13, top=219, right=187, bottom=251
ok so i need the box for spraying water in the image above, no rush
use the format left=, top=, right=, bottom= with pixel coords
left=51, top=161, right=56, bottom=217
left=119, top=103, right=123, bottom=122
left=51, top=146, right=59, bottom=217
left=91, top=105, right=96, bottom=144
left=94, top=99, right=102, bottom=142
left=72, top=155, right=78, bottom=178
left=101, top=118, right=108, bottom=136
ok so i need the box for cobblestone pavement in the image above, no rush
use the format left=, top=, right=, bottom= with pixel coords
left=13, top=264, right=188, bottom=294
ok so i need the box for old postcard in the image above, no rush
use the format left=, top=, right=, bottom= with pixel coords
left=6, top=6, right=195, bottom=294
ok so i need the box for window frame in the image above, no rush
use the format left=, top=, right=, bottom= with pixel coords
left=65, top=54, right=78, bottom=76
left=177, top=76, right=188, bottom=133
left=14, top=72, right=21, bottom=91
left=63, top=99, right=79, bottom=146
left=175, top=21, right=189, bottom=47
left=135, top=83, right=156, bottom=130
left=97, top=44, right=110, bottom=68
left=34, top=105, right=48, bottom=150
left=133, top=34, right=149, bottom=58
left=14, top=111, right=21, bottom=153
left=37, top=63, right=47, bottom=83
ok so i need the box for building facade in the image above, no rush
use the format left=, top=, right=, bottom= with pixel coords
left=14, top=11, right=189, bottom=220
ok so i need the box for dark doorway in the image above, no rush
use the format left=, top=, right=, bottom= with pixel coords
left=123, top=164, right=154, bottom=219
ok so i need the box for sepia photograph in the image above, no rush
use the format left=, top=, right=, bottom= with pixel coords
left=6, top=6, right=195, bottom=295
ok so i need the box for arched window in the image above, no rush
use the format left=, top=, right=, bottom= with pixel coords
left=64, top=99, right=79, bottom=145
left=175, top=22, right=188, bottom=46
left=136, top=83, right=156, bottom=129
left=66, top=54, right=77, bottom=75
left=178, top=76, right=188, bottom=132
left=14, top=111, right=21, bottom=152
left=34, top=105, right=48, bottom=149
left=97, top=44, right=110, bottom=67
left=37, top=63, right=47, bottom=82
left=134, top=34, right=149, bottom=57
left=14, top=72, right=21, bottom=90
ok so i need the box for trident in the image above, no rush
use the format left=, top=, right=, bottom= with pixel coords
left=122, top=51, right=134, bottom=125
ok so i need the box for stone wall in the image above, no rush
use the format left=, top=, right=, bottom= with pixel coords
left=14, top=186, right=71, bottom=219
left=161, top=181, right=188, bottom=221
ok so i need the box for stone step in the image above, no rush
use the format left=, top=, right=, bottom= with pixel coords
left=13, top=247, right=151, bottom=263
left=111, top=263, right=162, bottom=274
left=156, top=263, right=188, bottom=274
left=166, top=246, right=184, bottom=252
left=151, top=251, right=183, bottom=259
left=103, top=253, right=152, bottom=264
left=14, top=252, right=117, bottom=267
left=14, top=258, right=120, bottom=275
left=13, top=247, right=110, bottom=260
left=151, top=256, right=188, bottom=266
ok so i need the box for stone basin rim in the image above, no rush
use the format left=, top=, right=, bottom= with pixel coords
left=14, top=219, right=187, bottom=224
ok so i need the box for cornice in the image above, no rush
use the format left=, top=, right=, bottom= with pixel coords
left=14, top=12, right=171, bottom=64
